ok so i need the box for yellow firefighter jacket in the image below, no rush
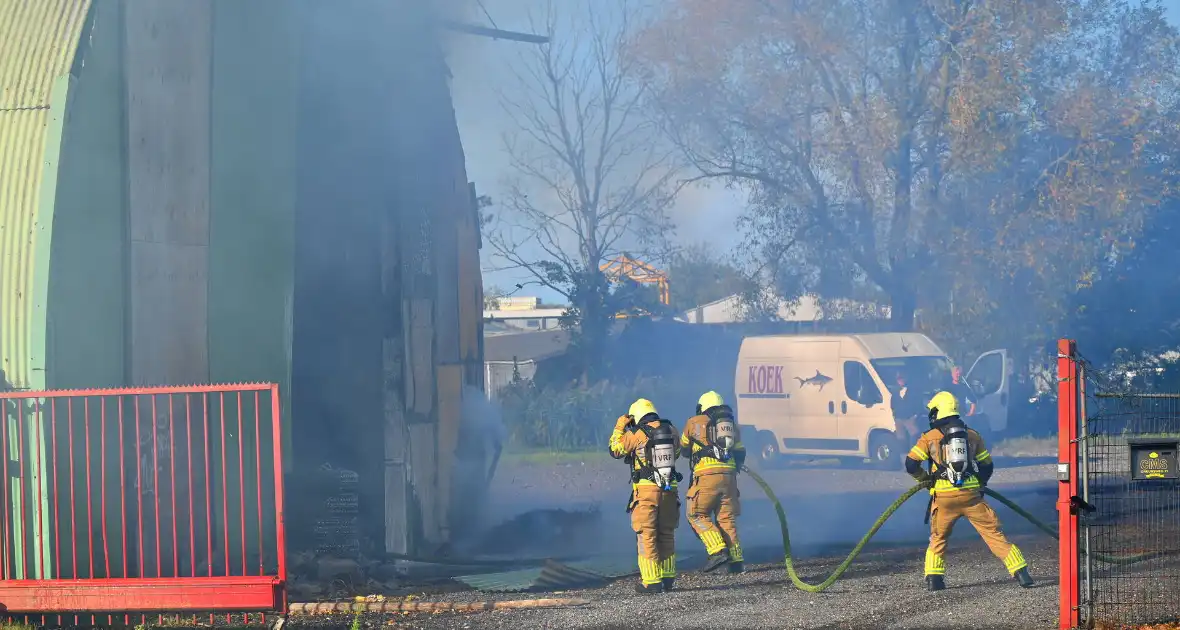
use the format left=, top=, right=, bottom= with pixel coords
left=680, top=414, right=745, bottom=475
left=609, top=417, right=682, bottom=489
left=906, top=426, right=993, bottom=494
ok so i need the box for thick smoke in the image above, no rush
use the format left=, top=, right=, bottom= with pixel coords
left=447, top=0, right=1076, bottom=568
left=451, top=384, right=507, bottom=543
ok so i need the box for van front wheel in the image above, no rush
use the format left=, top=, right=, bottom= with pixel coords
left=755, top=430, right=781, bottom=469
left=867, top=431, right=900, bottom=470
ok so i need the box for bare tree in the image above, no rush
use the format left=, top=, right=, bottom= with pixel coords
left=484, top=0, right=676, bottom=379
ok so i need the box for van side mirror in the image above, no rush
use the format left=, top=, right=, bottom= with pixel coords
left=855, top=387, right=882, bottom=408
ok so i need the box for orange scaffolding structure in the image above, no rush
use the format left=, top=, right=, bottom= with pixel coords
left=599, top=255, right=670, bottom=317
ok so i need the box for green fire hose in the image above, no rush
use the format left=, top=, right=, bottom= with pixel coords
left=742, top=466, right=1173, bottom=593
left=375, top=467, right=1171, bottom=587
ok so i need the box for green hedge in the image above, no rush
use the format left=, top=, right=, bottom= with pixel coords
left=497, top=376, right=703, bottom=451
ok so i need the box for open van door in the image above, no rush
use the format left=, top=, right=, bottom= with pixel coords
left=966, top=349, right=1009, bottom=435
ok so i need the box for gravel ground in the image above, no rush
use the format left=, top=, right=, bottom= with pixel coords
left=286, top=534, right=1060, bottom=630
left=281, top=456, right=1066, bottom=630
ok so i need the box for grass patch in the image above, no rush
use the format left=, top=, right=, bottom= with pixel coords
left=992, top=435, right=1058, bottom=458
left=502, top=435, right=1070, bottom=463
left=499, top=448, right=608, bottom=466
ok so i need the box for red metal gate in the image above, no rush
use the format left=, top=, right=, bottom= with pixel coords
left=0, top=383, right=286, bottom=616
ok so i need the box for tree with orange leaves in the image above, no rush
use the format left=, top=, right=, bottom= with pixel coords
left=633, top=0, right=1179, bottom=344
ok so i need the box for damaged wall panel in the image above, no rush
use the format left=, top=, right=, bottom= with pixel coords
left=381, top=178, right=411, bottom=555
left=291, top=0, right=388, bottom=555
left=292, top=0, right=485, bottom=557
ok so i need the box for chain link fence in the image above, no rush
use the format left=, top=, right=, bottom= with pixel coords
left=1075, top=352, right=1180, bottom=628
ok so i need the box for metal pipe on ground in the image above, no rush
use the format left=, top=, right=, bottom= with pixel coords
left=287, top=598, right=591, bottom=615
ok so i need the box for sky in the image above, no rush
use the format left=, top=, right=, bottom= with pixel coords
left=448, top=0, right=1180, bottom=307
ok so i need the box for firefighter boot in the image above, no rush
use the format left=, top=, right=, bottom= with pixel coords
left=926, top=575, right=946, bottom=591
left=727, top=562, right=744, bottom=574
left=703, top=551, right=730, bottom=572
left=1014, top=568, right=1035, bottom=588
left=635, top=582, right=662, bottom=595
left=662, top=578, right=675, bottom=592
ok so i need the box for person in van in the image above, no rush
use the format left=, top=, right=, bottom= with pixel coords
left=891, top=370, right=924, bottom=419
left=905, top=391, right=1035, bottom=591
left=889, top=370, right=926, bottom=439
left=947, top=366, right=977, bottom=417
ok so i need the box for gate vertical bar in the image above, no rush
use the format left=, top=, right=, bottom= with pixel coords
left=1077, top=362, right=1093, bottom=623
left=1057, top=338, right=1081, bottom=630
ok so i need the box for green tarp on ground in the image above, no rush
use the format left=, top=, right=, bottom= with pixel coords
left=454, top=554, right=700, bottom=592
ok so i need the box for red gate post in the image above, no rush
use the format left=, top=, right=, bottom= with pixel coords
left=269, top=382, right=288, bottom=614
left=1057, top=339, right=1081, bottom=630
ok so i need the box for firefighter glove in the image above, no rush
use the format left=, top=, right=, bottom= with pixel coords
left=734, top=449, right=746, bottom=470
left=615, top=415, right=633, bottom=432
left=914, top=472, right=935, bottom=489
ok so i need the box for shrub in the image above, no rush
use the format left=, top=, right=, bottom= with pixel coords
left=497, top=376, right=701, bottom=451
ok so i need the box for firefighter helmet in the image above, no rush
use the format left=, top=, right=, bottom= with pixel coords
left=697, top=391, right=725, bottom=414
left=629, top=398, right=659, bottom=422
left=927, top=391, right=960, bottom=422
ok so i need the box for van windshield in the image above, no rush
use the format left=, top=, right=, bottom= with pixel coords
left=871, top=355, right=955, bottom=400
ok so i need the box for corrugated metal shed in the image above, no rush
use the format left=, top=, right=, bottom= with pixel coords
left=0, top=0, right=90, bottom=389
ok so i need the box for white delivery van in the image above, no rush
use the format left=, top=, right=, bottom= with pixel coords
left=734, top=332, right=1009, bottom=467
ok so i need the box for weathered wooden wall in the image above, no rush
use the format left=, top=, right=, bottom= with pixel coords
left=381, top=3, right=486, bottom=552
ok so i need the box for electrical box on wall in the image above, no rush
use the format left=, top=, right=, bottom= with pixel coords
left=1128, top=439, right=1179, bottom=481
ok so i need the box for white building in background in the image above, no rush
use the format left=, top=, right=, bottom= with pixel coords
left=481, top=295, right=570, bottom=397
left=494, top=296, right=542, bottom=310
left=483, top=307, right=566, bottom=332
left=484, top=295, right=566, bottom=333
left=482, top=329, right=571, bottom=399
left=679, top=292, right=890, bottom=324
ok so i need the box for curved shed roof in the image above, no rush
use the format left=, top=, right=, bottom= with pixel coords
left=0, top=0, right=90, bottom=388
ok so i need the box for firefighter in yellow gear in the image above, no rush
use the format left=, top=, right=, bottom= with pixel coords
left=905, top=391, right=1035, bottom=591
left=608, top=398, right=682, bottom=594
left=681, top=391, right=746, bottom=574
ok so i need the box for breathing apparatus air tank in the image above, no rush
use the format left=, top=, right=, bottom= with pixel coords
left=706, top=405, right=738, bottom=462
left=940, top=425, right=972, bottom=487
left=647, top=421, right=678, bottom=490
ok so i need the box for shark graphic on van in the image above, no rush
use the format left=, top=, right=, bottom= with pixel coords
left=795, top=370, right=833, bottom=391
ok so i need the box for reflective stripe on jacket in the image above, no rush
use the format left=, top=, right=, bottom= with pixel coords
left=908, top=428, right=991, bottom=494
left=609, top=418, right=682, bottom=489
